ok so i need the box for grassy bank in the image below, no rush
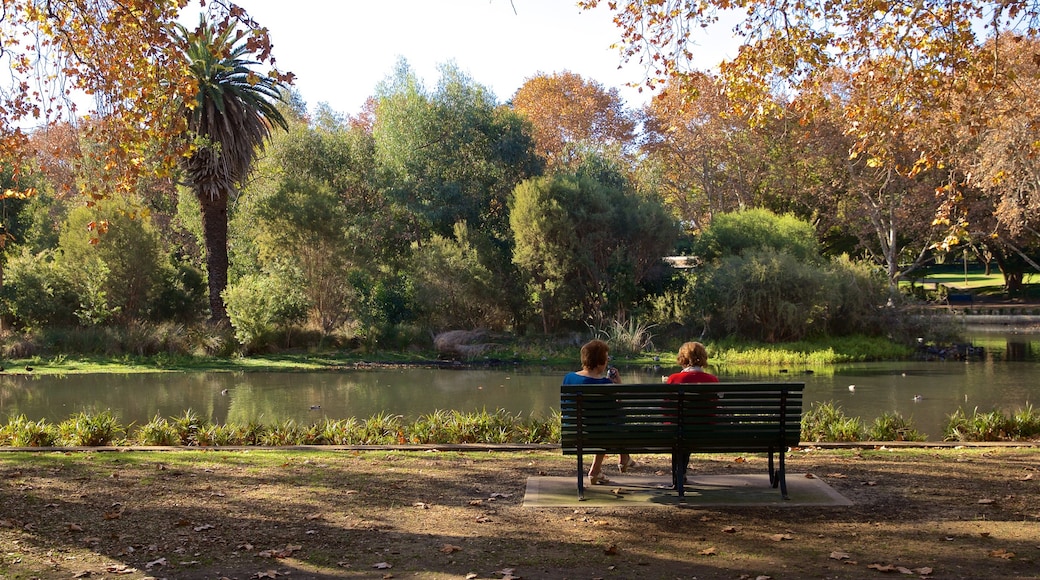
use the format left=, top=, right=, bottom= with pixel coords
left=0, top=334, right=913, bottom=376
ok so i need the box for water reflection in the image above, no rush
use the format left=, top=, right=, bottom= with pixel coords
left=1, top=334, right=1037, bottom=442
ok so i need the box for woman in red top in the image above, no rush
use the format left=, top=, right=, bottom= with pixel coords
left=666, top=341, right=718, bottom=487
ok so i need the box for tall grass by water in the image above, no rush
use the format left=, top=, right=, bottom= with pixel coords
left=0, top=409, right=562, bottom=447
left=1, top=405, right=1037, bottom=447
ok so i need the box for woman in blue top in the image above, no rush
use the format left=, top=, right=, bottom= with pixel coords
left=563, top=339, right=636, bottom=485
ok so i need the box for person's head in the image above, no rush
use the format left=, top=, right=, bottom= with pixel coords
left=677, top=341, right=708, bottom=368
left=580, top=339, right=610, bottom=370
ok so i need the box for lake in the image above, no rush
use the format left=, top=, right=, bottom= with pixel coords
left=2, top=332, right=1037, bottom=442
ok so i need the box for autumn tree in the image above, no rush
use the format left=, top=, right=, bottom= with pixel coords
left=945, top=36, right=1040, bottom=292
left=584, top=0, right=1040, bottom=280
left=0, top=1, right=286, bottom=196
left=641, top=74, right=834, bottom=232
left=512, top=71, right=636, bottom=172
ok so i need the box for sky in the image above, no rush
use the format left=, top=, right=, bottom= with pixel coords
left=215, top=0, right=738, bottom=117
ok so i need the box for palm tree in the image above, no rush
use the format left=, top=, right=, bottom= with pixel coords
left=178, top=16, right=288, bottom=323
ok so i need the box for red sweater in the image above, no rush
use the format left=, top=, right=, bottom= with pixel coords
left=666, top=369, right=719, bottom=384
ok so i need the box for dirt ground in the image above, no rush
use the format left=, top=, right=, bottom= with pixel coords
left=1, top=446, right=1038, bottom=580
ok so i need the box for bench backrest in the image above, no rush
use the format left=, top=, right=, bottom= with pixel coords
left=560, top=382, right=804, bottom=454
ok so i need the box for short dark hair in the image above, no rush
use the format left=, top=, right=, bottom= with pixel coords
left=580, top=339, right=609, bottom=370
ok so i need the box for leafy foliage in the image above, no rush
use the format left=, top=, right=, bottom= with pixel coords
left=510, top=170, right=678, bottom=331
left=512, top=71, right=635, bottom=171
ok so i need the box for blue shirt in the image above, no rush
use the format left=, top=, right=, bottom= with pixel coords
left=562, top=372, right=612, bottom=385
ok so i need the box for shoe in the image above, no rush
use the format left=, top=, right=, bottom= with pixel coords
left=619, top=458, right=639, bottom=473
left=588, top=472, right=613, bottom=485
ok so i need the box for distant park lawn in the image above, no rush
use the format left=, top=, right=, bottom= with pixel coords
left=906, top=267, right=1039, bottom=292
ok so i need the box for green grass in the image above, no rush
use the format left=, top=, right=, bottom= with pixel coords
left=3, top=405, right=1036, bottom=446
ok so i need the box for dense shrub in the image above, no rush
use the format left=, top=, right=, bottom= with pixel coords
left=224, top=271, right=309, bottom=352
left=0, top=248, right=79, bottom=330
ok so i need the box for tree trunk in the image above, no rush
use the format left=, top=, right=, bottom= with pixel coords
left=198, top=190, right=230, bottom=324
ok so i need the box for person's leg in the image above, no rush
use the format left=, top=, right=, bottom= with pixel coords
left=619, top=453, right=637, bottom=472
left=588, top=454, right=610, bottom=483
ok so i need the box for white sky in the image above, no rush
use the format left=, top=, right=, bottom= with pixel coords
left=218, top=0, right=738, bottom=116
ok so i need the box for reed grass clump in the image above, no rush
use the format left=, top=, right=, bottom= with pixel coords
left=944, top=405, right=1040, bottom=441
left=58, top=410, right=123, bottom=446
left=800, top=401, right=863, bottom=442
left=0, top=415, right=60, bottom=446
left=867, top=411, right=927, bottom=442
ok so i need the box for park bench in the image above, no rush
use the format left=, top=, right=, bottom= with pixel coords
left=560, top=382, right=804, bottom=500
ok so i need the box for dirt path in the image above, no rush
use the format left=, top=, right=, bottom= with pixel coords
left=1, top=446, right=1038, bottom=579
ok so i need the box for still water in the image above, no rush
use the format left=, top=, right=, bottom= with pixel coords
left=1, top=333, right=1037, bottom=442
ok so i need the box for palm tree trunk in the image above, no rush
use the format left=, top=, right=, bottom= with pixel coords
left=198, top=190, right=230, bottom=324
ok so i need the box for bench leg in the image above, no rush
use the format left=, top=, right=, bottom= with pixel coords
left=577, top=454, right=585, bottom=501
left=768, top=447, right=790, bottom=500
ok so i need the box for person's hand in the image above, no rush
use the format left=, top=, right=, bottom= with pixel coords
left=607, top=367, right=621, bottom=383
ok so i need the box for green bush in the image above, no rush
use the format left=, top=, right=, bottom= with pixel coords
left=224, top=271, right=309, bottom=352
left=137, top=414, right=180, bottom=446
left=1, top=415, right=59, bottom=447
left=692, top=207, right=822, bottom=264
left=0, top=248, right=79, bottom=330
left=694, top=248, right=830, bottom=342
left=801, top=401, right=863, bottom=442
left=867, top=411, right=927, bottom=441
left=944, top=406, right=1039, bottom=441
left=58, top=411, right=123, bottom=446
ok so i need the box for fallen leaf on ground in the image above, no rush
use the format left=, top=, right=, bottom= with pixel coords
left=862, top=481, right=878, bottom=486
left=604, top=544, right=618, bottom=555
left=440, top=544, right=462, bottom=554
left=1020, top=473, right=1033, bottom=481
left=826, top=473, right=847, bottom=478
left=830, top=551, right=851, bottom=560
left=867, top=563, right=896, bottom=572
left=804, top=473, right=815, bottom=478
left=413, top=502, right=429, bottom=509
left=771, top=534, right=793, bottom=541
left=145, top=558, right=167, bottom=570
left=67, top=523, right=83, bottom=532
left=722, top=525, right=739, bottom=533
left=254, top=570, right=280, bottom=579
left=611, top=488, right=624, bottom=495
left=699, top=547, right=718, bottom=556
left=989, top=549, right=1015, bottom=559
left=733, top=457, right=746, bottom=463
left=372, top=562, right=392, bottom=569
left=259, top=545, right=302, bottom=559
left=469, top=499, right=483, bottom=505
